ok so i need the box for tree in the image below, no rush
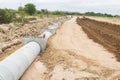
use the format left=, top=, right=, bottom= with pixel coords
left=24, top=3, right=36, bottom=15
left=41, top=9, right=49, bottom=17
left=0, top=9, right=15, bottom=24
left=41, top=9, right=48, bottom=14
left=52, top=11, right=65, bottom=15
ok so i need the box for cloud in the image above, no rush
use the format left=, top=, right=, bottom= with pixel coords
left=36, top=0, right=74, bottom=3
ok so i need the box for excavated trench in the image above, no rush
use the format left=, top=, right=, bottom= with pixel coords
left=77, top=17, right=120, bottom=61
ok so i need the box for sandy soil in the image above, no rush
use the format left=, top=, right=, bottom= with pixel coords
left=21, top=17, right=120, bottom=80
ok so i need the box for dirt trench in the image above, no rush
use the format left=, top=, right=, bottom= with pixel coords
left=77, top=17, right=120, bottom=61
left=21, top=17, right=120, bottom=80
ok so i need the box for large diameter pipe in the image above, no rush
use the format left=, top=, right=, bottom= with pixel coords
left=39, top=31, right=53, bottom=42
left=0, top=31, right=53, bottom=80
left=0, top=41, right=41, bottom=80
left=0, top=18, right=68, bottom=80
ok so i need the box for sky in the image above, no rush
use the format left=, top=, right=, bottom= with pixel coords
left=0, top=0, right=120, bottom=15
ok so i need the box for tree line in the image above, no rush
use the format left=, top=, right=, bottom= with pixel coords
left=0, top=3, right=119, bottom=24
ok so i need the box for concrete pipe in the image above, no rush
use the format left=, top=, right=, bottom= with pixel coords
left=0, top=18, right=69, bottom=80
left=0, top=31, right=53, bottom=80
left=0, top=41, right=40, bottom=80
left=40, top=31, right=53, bottom=42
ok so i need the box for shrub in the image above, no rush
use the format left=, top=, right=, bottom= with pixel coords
left=0, top=9, right=15, bottom=24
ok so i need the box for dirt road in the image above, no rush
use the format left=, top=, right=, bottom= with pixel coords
left=21, top=18, right=120, bottom=80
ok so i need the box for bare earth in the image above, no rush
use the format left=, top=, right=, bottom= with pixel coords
left=21, top=17, right=120, bottom=80
left=77, top=17, right=120, bottom=61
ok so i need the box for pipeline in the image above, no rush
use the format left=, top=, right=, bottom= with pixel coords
left=0, top=17, right=70, bottom=80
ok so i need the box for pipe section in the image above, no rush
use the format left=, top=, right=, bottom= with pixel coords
left=0, top=17, right=70, bottom=80
left=0, top=41, right=40, bottom=80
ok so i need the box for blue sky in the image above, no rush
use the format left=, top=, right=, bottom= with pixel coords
left=0, top=0, right=120, bottom=15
